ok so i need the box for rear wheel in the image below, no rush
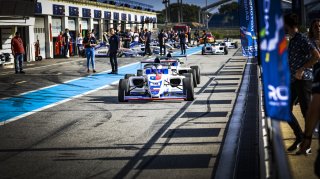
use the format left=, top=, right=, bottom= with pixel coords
left=183, top=77, right=194, bottom=101
left=137, top=69, right=143, bottom=76
left=190, top=66, right=201, bottom=84
left=118, top=79, right=129, bottom=102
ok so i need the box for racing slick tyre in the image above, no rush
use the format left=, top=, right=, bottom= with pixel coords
left=183, top=73, right=191, bottom=78
left=118, top=79, right=129, bottom=102
left=124, top=74, right=135, bottom=79
left=137, top=69, right=143, bottom=76
left=190, top=66, right=201, bottom=84
left=183, top=72, right=196, bottom=88
left=183, top=77, right=194, bottom=101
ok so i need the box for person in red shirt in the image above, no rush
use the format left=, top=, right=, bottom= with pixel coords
left=11, top=32, right=25, bottom=74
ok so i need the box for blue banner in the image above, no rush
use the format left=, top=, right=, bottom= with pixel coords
left=239, top=0, right=258, bottom=57
left=257, top=0, right=291, bottom=121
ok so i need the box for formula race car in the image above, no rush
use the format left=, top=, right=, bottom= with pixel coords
left=118, top=56, right=199, bottom=102
left=201, top=43, right=228, bottom=55
left=162, top=55, right=201, bottom=87
left=95, top=42, right=110, bottom=57
left=224, top=38, right=239, bottom=49
left=118, top=45, right=145, bottom=57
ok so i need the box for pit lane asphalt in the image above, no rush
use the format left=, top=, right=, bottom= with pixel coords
left=0, top=48, right=246, bottom=178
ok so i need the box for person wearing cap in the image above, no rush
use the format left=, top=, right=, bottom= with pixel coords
left=11, top=32, right=25, bottom=74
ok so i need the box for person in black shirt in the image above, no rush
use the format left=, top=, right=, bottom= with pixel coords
left=193, top=30, right=199, bottom=46
left=139, top=28, right=145, bottom=44
left=284, top=14, right=320, bottom=153
left=158, top=29, right=166, bottom=56
left=144, top=29, right=152, bottom=56
left=179, top=30, right=186, bottom=55
left=63, top=28, right=70, bottom=58
left=82, top=32, right=97, bottom=73
left=203, top=30, right=208, bottom=44
left=123, top=29, right=131, bottom=49
left=108, top=29, right=120, bottom=74
left=187, top=29, right=191, bottom=46
left=296, top=19, right=320, bottom=156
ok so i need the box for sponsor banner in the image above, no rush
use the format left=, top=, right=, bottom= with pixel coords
left=257, top=0, right=291, bottom=121
left=68, top=19, right=76, bottom=31
left=81, top=20, right=88, bottom=30
left=52, top=18, right=62, bottom=37
left=239, top=0, right=258, bottom=57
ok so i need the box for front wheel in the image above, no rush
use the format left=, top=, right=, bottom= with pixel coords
left=183, top=77, right=194, bottom=101
left=118, top=79, right=129, bottom=102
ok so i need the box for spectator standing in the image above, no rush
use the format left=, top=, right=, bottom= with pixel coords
left=123, top=29, right=131, bottom=49
left=284, top=13, right=320, bottom=152
left=132, top=30, right=139, bottom=47
left=179, top=30, right=186, bottom=55
left=91, top=29, right=96, bottom=38
left=167, top=30, right=172, bottom=42
left=108, top=29, right=120, bottom=74
left=193, top=30, right=200, bottom=46
left=139, top=28, right=145, bottom=44
left=129, top=29, right=134, bottom=42
left=57, top=31, right=64, bottom=56
left=76, top=33, right=83, bottom=57
left=11, top=32, right=25, bottom=74
left=144, top=29, right=152, bottom=56
left=83, top=32, right=97, bottom=73
left=296, top=18, right=320, bottom=155
left=63, top=28, right=70, bottom=58
left=187, top=28, right=191, bottom=45
left=202, top=30, right=207, bottom=44
left=158, top=29, right=166, bottom=56
left=103, top=31, right=109, bottom=44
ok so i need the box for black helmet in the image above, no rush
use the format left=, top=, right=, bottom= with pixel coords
left=154, top=57, right=160, bottom=63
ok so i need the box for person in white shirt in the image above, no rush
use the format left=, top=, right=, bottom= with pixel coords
left=129, top=29, right=134, bottom=41
left=76, top=33, right=83, bottom=57
left=131, top=30, right=139, bottom=47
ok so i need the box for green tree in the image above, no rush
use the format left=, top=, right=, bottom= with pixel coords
left=209, top=2, right=239, bottom=27
left=158, top=3, right=201, bottom=23
left=218, top=2, right=239, bottom=14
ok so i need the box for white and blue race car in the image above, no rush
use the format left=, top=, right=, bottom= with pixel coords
left=202, top=43, right=228, bottom=55
left=118, top=57, right=196, bottom=102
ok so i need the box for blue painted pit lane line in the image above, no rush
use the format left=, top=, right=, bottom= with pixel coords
left=0, top=45, right=203, bottom=124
